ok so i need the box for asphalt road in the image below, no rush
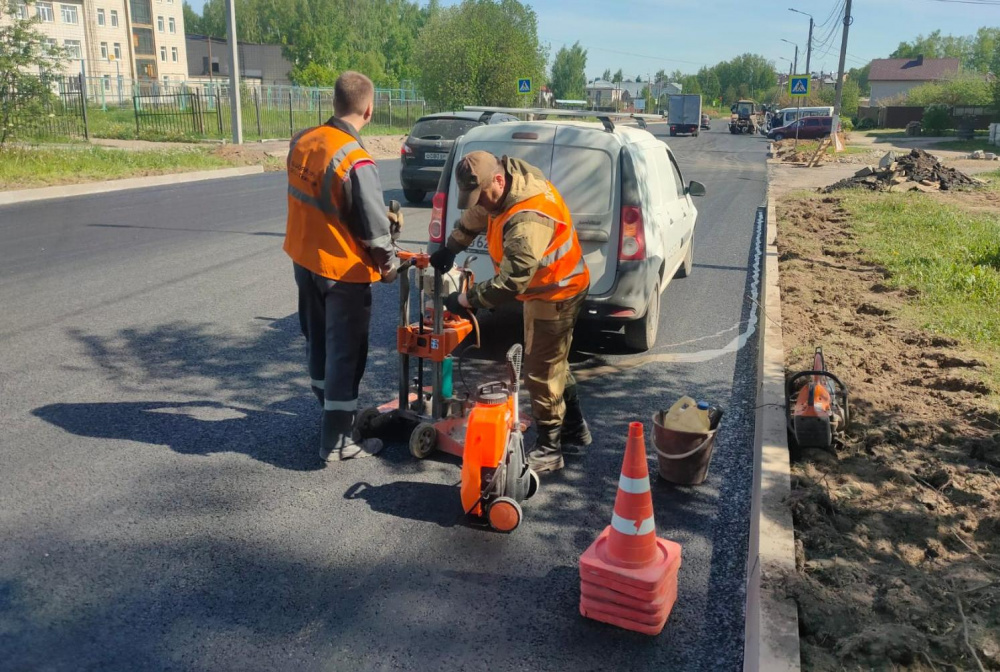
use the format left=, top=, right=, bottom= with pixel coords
left=0, top=122, right=770, bottom=671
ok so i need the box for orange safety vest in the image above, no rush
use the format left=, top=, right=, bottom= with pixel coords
left=283, top=125, right=381, bottom=283
left=486, top=181, right=590, bottom=302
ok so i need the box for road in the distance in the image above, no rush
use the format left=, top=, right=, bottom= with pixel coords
left=0, top=122, right=769, bottom=671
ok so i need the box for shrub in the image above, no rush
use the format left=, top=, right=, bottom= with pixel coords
left=922, top=104, right=951, bottom=135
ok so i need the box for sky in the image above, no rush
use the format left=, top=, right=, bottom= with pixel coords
left=187, top=0, right=998, bottom=80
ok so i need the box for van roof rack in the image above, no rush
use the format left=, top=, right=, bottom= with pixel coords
left=464, top=106, right=663, bottom=133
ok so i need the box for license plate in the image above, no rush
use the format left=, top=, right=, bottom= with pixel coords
left=469, top=235, right=489, bottom=251
left=425, top=152, right=448, bottom=161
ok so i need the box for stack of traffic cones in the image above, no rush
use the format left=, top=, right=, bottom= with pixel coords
left=579, top=422, right=682, bottom=635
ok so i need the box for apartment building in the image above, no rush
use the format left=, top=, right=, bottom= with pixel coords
left=149, top=0, right=187, bottom=82
left=5, top=0, right=186, bottom=88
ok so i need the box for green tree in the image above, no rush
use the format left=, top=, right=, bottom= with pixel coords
left=681, top=75, right=702, bottom=95
left=612, top=68, right=623, bottom=84
left=846, top=64, right=871, bottom=96
left=414, top=0, right=546, bottom=109
left=654, top=69, right=666, bottom=84
left=696, top=66, right=721, bottom=101
left=1, top=0, right=67, bottom=146
left=549, top=41, right=587, bottom=100
left=723, top=85, right=737, bottom=104
left=906, top=73, right=992, bottom=106
left=890, top=27, right=1000, bottom=74
left=602, top=68, right=611, bottom=81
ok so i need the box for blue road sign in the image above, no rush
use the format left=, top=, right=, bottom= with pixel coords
left=789, top=76, right=809, bottom=97
left=518, top=78, right=532, bottom=94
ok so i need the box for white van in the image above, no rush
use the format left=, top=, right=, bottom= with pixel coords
left=426, top=116, right=705, bottom=350
left=771, top=106, right=834, bottom=129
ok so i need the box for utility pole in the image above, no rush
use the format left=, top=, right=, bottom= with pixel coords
left=224, top=0, right=242, bottom=144
left=832, top=0, right=853, bottom=137
left=805, top=16, right=813, bottom=76
left=794, top=44, right=798, bottom=75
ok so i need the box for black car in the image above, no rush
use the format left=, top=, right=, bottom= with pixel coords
left=400, top=111, right=518, bottom=203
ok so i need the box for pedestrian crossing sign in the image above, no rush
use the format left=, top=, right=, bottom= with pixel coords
left=518, top=78, right=532, bottom=94
left=789, top=76, right=809, bottom=97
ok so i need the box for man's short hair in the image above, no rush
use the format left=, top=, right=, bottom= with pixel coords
left=334, top=71, right=374, bottom=117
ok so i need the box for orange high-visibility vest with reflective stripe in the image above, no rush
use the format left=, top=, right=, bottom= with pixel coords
left=486, top=181, right=590, bottom=302
left=284, top=125, right=381, bottom=283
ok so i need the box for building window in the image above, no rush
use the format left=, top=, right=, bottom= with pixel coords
left=64, top=39, right=82, bottom=59
left=157, top=16, right=164, bottom=31
left=130, top=0, right=151, bottom=25
left=36, top=2, right=54, bottom=21
left=96, top=7, right=105, bottom=24
left=44, top=38, right=58, bottom=52
left=168, top=17, right=175, bottom=33
left=160, top=46, right=166, bottom=62
left=113, top=43, right=122, bottom=60
left=133, top=28, right=154, bottom=55
left=103, top=75, right=111, bottom=91
left=15, top=2, right=29, bottom=19
left=100, top=42, right=108, bottom=59
left=171, top=47, right=178, bottom=62
left=110, top=9, right=118, bottom=26
left=59, top=4, right=78, bottom=24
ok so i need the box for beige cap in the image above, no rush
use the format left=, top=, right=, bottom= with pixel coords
left=455, top=151, right=500, bottom=209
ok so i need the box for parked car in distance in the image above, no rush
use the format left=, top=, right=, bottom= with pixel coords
left=400, top=111, right=518, bottom=203
left=700, top=113, right=711, bottom=130
left=427, top=116, right=706, bottom=351
left=767, top=115, right=839, bottom=141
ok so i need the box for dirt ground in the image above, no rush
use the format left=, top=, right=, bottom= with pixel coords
left=92, top=134, right=407, bottom=162
left=775, top=174, right=1000, bottom=668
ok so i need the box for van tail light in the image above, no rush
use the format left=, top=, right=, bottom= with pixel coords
left=429, top=192, right=446, bottom=243
left=401, top=141, right=413, bottom=157
left=619, top=206, right=646, bottom=261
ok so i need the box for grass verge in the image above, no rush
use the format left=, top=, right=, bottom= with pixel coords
left=929, top=138, right=998, bottom=153
left=0, top=145, right=279, bottom=190
left=839, top=172, right=1000, bottom=348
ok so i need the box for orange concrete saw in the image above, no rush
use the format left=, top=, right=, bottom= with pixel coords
left=461, top=343, right=539, bottom=532
left=786, top=346, right=850, bottom=449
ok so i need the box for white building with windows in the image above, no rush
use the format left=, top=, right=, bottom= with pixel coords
left=3, top=0, right=187, bottom=90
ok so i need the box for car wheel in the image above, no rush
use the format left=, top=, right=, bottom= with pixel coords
left=403, top=189, right=426, bottom=204
left=676, top=237, right=693, bottom=278
left=624, top=287, right=660, bottom=352
left=773, top=133, right=784, bottom=141
left=670, top=131, right=676, bottom=137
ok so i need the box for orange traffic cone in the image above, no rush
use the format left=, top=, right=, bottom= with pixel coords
left=579, top=422, right=682, bottom=635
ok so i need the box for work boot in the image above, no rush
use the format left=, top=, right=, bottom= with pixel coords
left=320, top=410, right=384, bottom=462
left=527, top=424, right=564, bottom=473
left=560, top=384, right=592, bottom=453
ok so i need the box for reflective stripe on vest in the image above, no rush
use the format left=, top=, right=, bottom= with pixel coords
left=486, top=182, right=590, bottom=302
left=283, top=126, right=380, bottom=283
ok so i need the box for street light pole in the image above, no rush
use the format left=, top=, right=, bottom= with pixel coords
left=789, top=8, right=814, bottom=77
left=781, top=39, right=799, bottom=74
left=224, top=0, right=243, bottom=144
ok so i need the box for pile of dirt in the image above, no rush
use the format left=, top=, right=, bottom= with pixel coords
left=822, top=149, right=983, bottom=193
left=773, top=139, right=826, bottom=164
left=776, top=195, right=1000, bottom=670
left=362, top=134, right=407, bottom=160
left=212, top=144, right=285, bottom=170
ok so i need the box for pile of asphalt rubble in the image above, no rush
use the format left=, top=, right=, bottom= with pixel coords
left=822, top=149, right=983, bottom=193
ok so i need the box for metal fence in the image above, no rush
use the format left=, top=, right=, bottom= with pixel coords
left=1, top=75, right=87, bottom=143
left=4, top=75, right=441, bottom=143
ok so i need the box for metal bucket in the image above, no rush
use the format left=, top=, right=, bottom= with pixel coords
left=652, top=411, right=718, bottom=486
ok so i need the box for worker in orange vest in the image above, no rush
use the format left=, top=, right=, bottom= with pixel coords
left=430, top=151, right=591, bottom=473
left=284, top=71, right=401, bottom=463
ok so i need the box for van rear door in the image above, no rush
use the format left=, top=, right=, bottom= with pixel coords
left=550, top=126, right=619, bottom=295
left=446, top=125, right=557, bottom=283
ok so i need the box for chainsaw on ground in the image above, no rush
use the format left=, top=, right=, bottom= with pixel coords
left=460, top=343, right=539, bottom=532
left=786, top=346, right=850, bottom=449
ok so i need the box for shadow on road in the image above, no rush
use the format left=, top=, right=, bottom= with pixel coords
left=344, top=481, right=463, bottom=528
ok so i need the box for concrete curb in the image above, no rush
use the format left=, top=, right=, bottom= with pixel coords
left=0, top=165, right=264, bottom=207
left=743, top=195, right=801, bottom=671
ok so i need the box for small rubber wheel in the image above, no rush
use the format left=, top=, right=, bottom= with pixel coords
left=526, top=469, right=540, bottom=500
left=355, top=407, right=381, bottom=436
left=409, top=422, right=436, bottom=459
left=487, top=497, right=522, bottom=532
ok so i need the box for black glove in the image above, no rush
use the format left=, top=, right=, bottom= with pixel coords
left=445, top=292, right=471, bottom=319
left=429, top=247, right=456, bottom=274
